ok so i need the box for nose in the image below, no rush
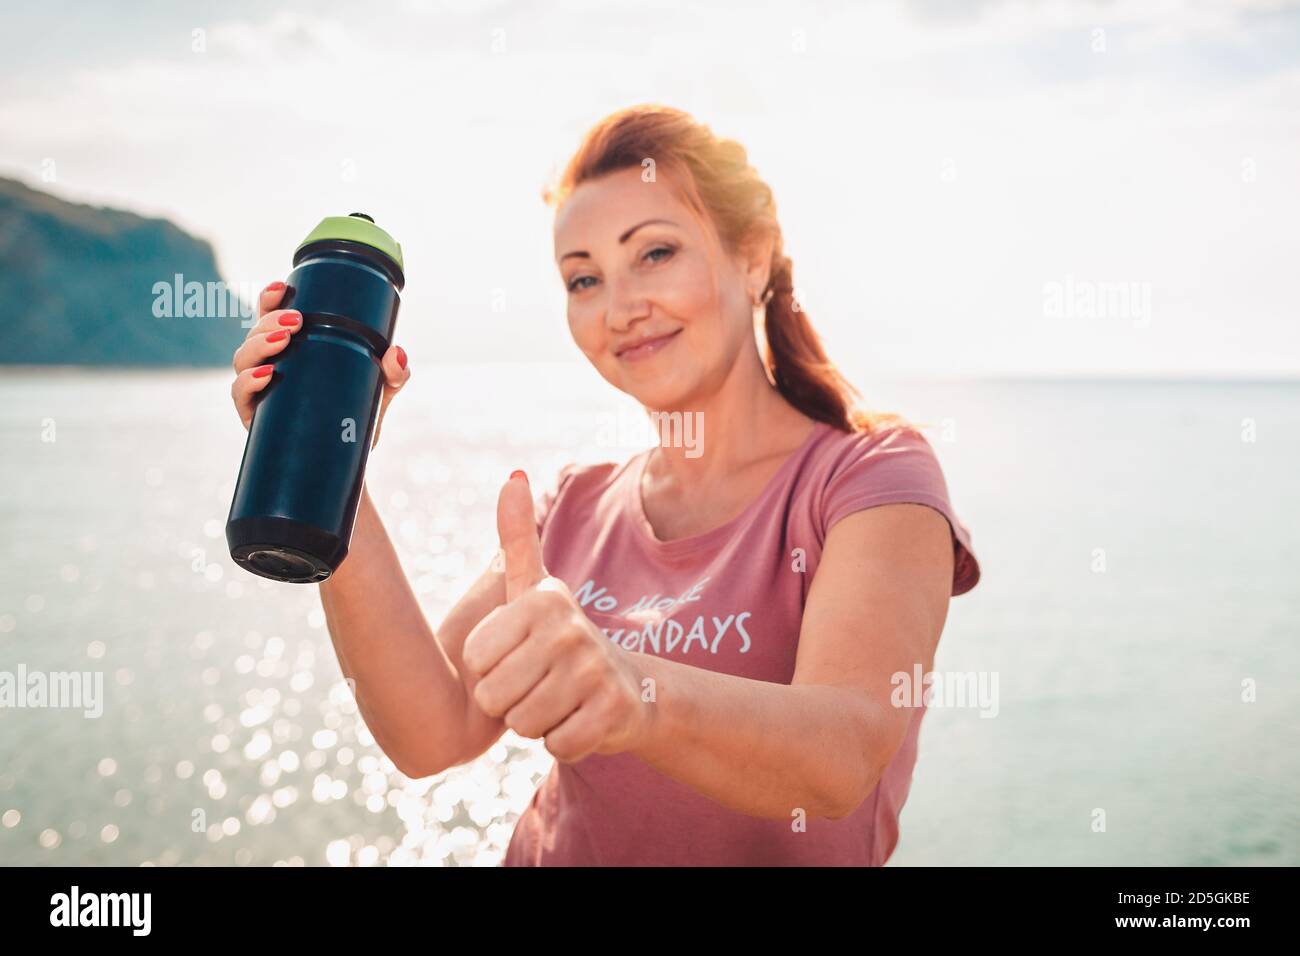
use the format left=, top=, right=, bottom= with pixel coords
left=604, top=274, right=650, bottom=334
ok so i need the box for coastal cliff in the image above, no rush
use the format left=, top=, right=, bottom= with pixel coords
left=0, top=176, right=244, bottom=366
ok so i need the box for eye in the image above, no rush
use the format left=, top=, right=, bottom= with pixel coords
left=567, top=275, right=596, bottom=293
left=644, top=245, right=675, bottom=264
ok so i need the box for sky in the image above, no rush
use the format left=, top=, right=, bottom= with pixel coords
left=1, top=0, right=1298, bottom=378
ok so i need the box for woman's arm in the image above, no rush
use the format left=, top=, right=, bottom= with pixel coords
left=318, top=483, right=508, bottom=778
left=234, top=284, right=508, bottom=776
left=626, top=502, right=955, bottom=819
left=465, top=480, right=955, bottom=821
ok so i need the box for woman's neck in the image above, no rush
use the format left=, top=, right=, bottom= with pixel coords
left=644, top=345, right=817, bottom=490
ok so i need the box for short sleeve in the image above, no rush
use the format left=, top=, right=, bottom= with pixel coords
left=534, top=462, right=582, bottom=539
left=821, top=426, right=981, bottom=596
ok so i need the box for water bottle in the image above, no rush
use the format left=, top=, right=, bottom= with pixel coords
left=226, top=213, right=405, bottom=583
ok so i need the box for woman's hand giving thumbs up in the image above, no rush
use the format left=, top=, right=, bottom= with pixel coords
left=460, top=471, right=654, bottom=764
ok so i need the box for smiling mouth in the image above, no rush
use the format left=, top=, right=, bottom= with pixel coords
left=616, top=328, right=683, bottom=361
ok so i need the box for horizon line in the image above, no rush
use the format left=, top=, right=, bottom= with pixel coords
left=4, top=361, right=1300, bottom=384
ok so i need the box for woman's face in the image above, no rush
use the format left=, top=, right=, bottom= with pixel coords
left=554, top=166, right=764, bottom=411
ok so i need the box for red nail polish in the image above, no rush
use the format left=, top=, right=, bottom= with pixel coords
left=267, top=330, right=288, bottom=342
left=510, top=469, right=527, bottom=481
left=265, top=281, right=285, bottom=293
left=277, top=312, right=300, bottom=326
left=395, top=346, right=407, bottom=370
left=252, top=364, right=274, bottom=378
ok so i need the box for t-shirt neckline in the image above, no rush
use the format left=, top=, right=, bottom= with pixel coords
left=624, top=419, right=831, bottom=558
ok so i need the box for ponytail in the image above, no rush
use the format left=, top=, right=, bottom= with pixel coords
left=761, top=254, right=886, bottom=432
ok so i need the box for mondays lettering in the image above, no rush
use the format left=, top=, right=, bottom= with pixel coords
left=605, top=612, right=752, bottom=655
left=49, top=886, right=151, bottom=936
left=573, top=576, right=753, bottom=655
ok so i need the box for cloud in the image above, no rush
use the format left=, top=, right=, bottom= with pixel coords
left=204, top=12, right=362, bottom=61
left=1, top=0, right=1297, bottom=373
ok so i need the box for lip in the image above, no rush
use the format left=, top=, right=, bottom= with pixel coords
left=615, top=328, right=683, bottom=362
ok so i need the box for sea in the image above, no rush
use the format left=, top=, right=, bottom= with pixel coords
left=0, top=365, right=1296, bottom=865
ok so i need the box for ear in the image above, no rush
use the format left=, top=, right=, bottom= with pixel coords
left=738, top=228, right=776, bottom=303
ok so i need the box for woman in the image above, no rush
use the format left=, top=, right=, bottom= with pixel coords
left=230, top=104, right=981, bottom=866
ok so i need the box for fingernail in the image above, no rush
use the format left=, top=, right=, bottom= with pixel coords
left=265, top=281, right=285, bottom=293
left=395, top=346, right=407, bottom=370
left=277, top=312, right=301, bottom=326
left=267, top=330, right=288, bottom=342
left=252, top=364, right=274, bottom=378
left=510, top=469, right=527, bottom=481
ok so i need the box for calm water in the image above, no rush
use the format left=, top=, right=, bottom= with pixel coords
left=0, top=366, right=1296, bottom=866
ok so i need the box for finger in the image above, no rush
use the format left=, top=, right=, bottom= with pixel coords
left=381, top=344, right=410, bottom=391
left=241, top=308, right=303, bottom=344
left=472, top=630, right=556, bottom=719
left=461, top=602, right=534, bottom=682
left=368, top=345, right=410, bottom=450
left=540, top=699, right=606, bottom=763
left=500, top=661, right=589, bottom=740
left=256, top=281, right=287, bottom=321
left=497, top=471, right=546, bottom=603
left=232, top=317, right=301, bottom=373
left=231, top=363, right=276, bottom=427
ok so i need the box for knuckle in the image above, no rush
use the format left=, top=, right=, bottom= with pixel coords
left=598, top=687, right=625, bottom=721
left=544, top=733, right=575, bottom=762
left=517, top=589, right=554, bottom=622
left=473, top=682, right=500, bottom=717
left=506, top=707, right=541, bottom=740
left=548, top=728, right=594, bottom=764
left=460, top=636, right=480, bottom=672
left=546, top=622, right=583, bottom=654
left=567, top=612, right=594, bottom=643
left=583, top=683, right=611, bottom=716
left=573, top=656, right=607, bottom=691
left=532, top=588, right=571, bottom=622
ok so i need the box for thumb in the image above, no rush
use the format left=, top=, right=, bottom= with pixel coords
left=497, top=470, right=546, bottom=602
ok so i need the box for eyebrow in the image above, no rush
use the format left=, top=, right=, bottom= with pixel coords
left=558, top=218, right=679, bottom=263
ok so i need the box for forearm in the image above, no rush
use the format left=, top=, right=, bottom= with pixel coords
left=626, top=653, right=886, bottom=821
left=318, top=483, right=471, bottom=775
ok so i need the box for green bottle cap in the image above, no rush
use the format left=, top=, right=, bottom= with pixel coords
left=295, top=213, right=404, bottom=274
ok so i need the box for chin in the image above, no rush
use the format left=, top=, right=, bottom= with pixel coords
left=632, top=389, right=693, bottom=414
left=610, top=379, right=695, bottom=413
left=612, top=365, right=699, bottom=411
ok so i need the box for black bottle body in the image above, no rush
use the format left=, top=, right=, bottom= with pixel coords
left=226, top=242, right=403, bottom=583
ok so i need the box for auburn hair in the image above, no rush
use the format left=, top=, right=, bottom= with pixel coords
left=542, top=103, right=898, bottom=433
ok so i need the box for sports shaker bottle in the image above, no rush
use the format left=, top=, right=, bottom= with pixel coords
left=226, top=213, right=404, bottom=583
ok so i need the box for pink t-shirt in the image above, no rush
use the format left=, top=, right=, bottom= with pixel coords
left=503, top=419, right=980, bottom=866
